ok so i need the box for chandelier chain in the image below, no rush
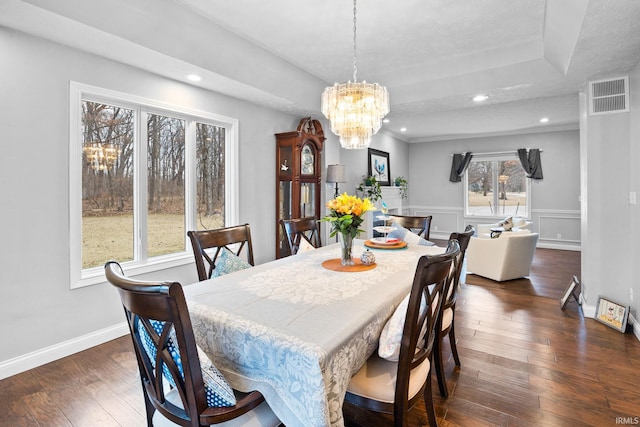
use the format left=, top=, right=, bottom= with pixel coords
left=320, top=0, right=389, bottom=149
left=352, top=0, right=358, bottom=82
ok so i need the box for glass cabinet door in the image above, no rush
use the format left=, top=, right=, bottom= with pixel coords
left=300, top=182, right=316, bottom=218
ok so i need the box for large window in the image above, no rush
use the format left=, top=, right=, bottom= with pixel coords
left=70, top=83, right=238, bottom=288
left=465, top=155, right=529, bottom=218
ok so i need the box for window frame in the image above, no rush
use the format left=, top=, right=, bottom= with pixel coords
left=463, top=153, right=531, bottom=219
left=70, top=82, right=239, bottom=289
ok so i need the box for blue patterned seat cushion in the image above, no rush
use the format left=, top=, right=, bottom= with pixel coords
left=387, top=223, right=435, bottom=246
left=137, top=319, right=236, bottom=407
left=211, top=248, right=252, bottom=278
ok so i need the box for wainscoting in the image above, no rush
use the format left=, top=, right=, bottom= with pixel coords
left=410, top=206, right=581, bottom=250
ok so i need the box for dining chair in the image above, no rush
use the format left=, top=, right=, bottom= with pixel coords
left=104, top=261, right=280, bottom=427
left=434, top=225, right=475, bottom=398
left=389, top=214, right=433, bottom=240
left=279, top=217, right=321, bottom=256
left=344, top=240, right=460, bottom=427
left=187, top=224, right=254, bottom=281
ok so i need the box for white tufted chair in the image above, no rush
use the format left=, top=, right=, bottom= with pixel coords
left=466, top=232, right=539, bottom=282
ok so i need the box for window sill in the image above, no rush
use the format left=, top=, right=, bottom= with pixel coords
left=72, top=253, right=194, bottom=289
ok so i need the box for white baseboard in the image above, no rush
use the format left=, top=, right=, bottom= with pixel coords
left=629, top=313, right=640, bottom=341
left=536, top=242, right=581, bottom=251
left=0, top=322, right=129, bottom=380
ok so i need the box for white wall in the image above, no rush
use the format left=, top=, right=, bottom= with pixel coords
left=580, top=67, right=639, bottom=331
left=631, top=64, right=640, bottom=332
left=407, top=130, right=581, bottom=246
left=0, top=27, right=302, bottom=372
left=340, top=130, right=410, bottom=199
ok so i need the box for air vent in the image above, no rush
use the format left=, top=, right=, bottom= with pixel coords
left=589, top=76, right=629, bottom=115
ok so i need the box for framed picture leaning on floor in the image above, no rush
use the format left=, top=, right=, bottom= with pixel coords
left=560, top=275, right=580, bottom=310
left=595, top=295, right=629, bottom=333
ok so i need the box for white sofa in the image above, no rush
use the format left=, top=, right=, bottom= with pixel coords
left=466, top=231, right=539, bottom=282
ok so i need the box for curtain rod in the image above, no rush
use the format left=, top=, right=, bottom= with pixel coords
left=452, top=149, right=543, bottom=157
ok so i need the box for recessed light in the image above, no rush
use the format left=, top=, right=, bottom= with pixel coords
left=383, top=118, right=390, bottom=123
left=472, top=94, right=489, bottom=102
left=400, top=127, right=407, bottom=132
left=185, top=74, right=202, bottom=82
left=540, top=117, right=549, bottom=123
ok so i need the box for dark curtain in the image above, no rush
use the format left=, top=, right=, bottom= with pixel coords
left=518, top=148, right=543, bottom=180
left=449, top=152, right=473, bottom=182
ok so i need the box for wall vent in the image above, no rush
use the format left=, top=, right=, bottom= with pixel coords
left=589, top=76, right=629, bottom=115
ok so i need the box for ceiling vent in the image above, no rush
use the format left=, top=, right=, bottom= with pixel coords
left=589, top=76, right=629, bottom=115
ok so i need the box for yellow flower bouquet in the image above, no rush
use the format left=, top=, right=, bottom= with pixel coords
left=323, top=193, right=375, bottom=265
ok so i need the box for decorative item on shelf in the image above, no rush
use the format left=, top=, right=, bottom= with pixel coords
left=357, top=175, right=382, bottom=202
left=360, top=249, right=376, bottom=265
left=394, top=176, right=408, bottom=199
left=322, top=193, right=374, bottom=266
left=380, top=200, right=389, bottom=216
left=320, top=0, right=389, bottom=149
left=326, top=164, right=347, bottom=199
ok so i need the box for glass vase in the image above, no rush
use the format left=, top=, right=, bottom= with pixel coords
left=340, top=232, right=354, bottom=266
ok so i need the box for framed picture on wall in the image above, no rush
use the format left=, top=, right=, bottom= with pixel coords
left=368, top=148, right=390, bottom=185
left=595, top=295, right=629, bottom=333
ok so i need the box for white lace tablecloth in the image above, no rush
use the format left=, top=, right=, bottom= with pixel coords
left=184, top=241, right=444, bottom=427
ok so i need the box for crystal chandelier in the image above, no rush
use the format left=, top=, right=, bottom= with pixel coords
left=83, top=142, right=120, bottom=171
left=321, top=0, right=389, bottom=149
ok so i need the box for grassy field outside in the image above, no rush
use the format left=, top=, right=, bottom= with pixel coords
left=467, top=191, right=527, bottom=216
left=82, top=213, right=223, bottom=268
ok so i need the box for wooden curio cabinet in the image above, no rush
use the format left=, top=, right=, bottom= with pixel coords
left=275, top=117, right=325, bottom=258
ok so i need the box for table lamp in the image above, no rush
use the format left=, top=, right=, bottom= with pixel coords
left=326, top=165, right=346, bottom=198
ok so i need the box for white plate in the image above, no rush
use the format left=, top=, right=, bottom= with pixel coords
left=370, top=237, right=401, bottom=246
left=373, top=226, right=397, bottom=234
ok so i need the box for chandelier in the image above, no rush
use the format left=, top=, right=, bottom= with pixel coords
left=83, top=142, right=120, bottom=171
left=321, top=0, right=389, bottom=149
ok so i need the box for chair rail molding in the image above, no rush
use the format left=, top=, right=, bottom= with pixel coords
left=408, top=205, right=581, bottom=250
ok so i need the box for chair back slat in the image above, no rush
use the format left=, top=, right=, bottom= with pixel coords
left=105, top=261, right=204, bottom=426
left=280, top=217, right=321, bottom=256
left=395, top=241, right=459, bottom=410
left=187, top=224, right=254, bottom=281
left=389, top=214, right=433, bottom=240
left=105, top=261, right=274, bottom=427
left=445, top=225, right=475, bottom=304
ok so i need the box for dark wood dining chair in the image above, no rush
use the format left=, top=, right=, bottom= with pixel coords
left=187, top=224, right=254, bottom=281
left=389, top=214, right=433, bottom=240
left=434, top=225, right=475, bottom=398
left=344, top=240, right=460, bottom=427
left=279, top=217, right=321, bottom=256
left=104, top=261, right=280, bottom=427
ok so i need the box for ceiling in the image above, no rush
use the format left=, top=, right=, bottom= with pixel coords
left=3, top=0, right=640, bottom=142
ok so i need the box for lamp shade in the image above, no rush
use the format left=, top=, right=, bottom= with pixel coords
left=326, top=165, right=346, bottom=183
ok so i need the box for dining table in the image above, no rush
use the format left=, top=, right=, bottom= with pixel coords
left=184, top=239, right=445, bottom=427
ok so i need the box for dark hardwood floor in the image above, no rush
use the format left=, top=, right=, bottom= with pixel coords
left=2, top=247, right=640, bottom=426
